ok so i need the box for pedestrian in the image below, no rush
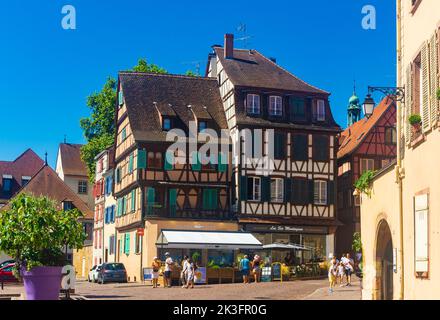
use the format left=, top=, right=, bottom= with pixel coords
left=337, top=261, right=345, bottom=286
left=252, top=255, right=261, bottom=283
left=239, top=255, right=251, bottom=284
left=164, top=252, right=174, bottom=288
left=185, top=258, right=195, bottom=289
left=180, top=256, right=189, bottom=288
left=151, top=256, right=161, bottom=288
left=328, top=257, right=337, bottom=293
left=342, top=253, right=354, bottom=286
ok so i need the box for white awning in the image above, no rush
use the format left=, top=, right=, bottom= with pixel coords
left=156, top=230, right=262, bottom=250
left=262, top=243, right=312, bottom=251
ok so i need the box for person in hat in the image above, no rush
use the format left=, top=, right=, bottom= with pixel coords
left=164, top=252, right=174, bottom=288
left=151, top=256, right=161, bottom=288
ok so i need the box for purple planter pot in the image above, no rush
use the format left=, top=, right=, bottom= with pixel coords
left=21, top=266, right=63, bottom=300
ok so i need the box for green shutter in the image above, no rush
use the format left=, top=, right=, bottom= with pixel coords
left=328, top=181, right=334, bottom=205
left=203, top=189, right=210, bottom=210
left=240, top=175, right=248, bottom=201
left=128, top=153, right=134, bottom=173
left=164, top=151, right=174, bottom=170
left=118, top=91, right=124, bottom=106
left=192, top=152, right=201, bottom=171
left=274, top=133, right=285, bottom=159
left=137, top=150, right=147, bottom=169
left=119, top=239, right=122, bottom=254
left=218, top=152, right=227, bottom=172
left=122, top=128, right=126, bottom=141
left=284, top=178, right=292, bottom=203
left=261, top=176, right=271, bottom=202
left=211, top=189, right=218, bottom=209
left=117, top=198, right=121, bottom=217
left=124, top=233, right=130, bottom=255
left=169, top=189, right=177, bottom=217
left=131, top=190, right=136, bottom=212
left=309, top=180, right=315, bottom=204
left=203, top=189, right=218, bottom=210
left=146, top=187, right=155, bottom=215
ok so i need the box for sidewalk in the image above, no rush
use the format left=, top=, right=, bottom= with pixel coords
left=303, top=277, right=361, bottom=300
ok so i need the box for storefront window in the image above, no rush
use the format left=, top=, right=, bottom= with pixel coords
left=207, top=250, right=234, bottom=267
left=302, top=235, right=326, bottom=262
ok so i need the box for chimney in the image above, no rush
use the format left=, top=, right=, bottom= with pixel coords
left=224, top=34, right=234, bottom=59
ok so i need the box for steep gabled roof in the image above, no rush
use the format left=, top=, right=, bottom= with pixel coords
left=6, top=165, right=93, bottom=219
left=338, top=97, right=396, bottom=159
left=213, top=47, right=328, bottom=94
left=58, top=143, right=88, bottom=177
left=119, top=72, right=228, bottom=142
left=0, top=149, right=45, bottom=201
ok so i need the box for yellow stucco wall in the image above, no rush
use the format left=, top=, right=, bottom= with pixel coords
left=72, top=245, right=93, bottom=279
left=117, top=220, right=238, bottom=282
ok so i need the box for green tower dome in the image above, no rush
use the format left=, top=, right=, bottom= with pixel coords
left=349, top=94, right=360, bottom=105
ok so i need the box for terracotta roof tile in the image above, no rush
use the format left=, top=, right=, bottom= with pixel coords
left=337, top=97, right=395, bottom=159
left=58, top=143, right=88, bottom=177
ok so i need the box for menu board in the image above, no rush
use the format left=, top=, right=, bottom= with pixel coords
left=194, top=267, right=207, bottom=284
left=143, top=268, right=153, bottom=281
left=272, top=263, right=282, bottom=281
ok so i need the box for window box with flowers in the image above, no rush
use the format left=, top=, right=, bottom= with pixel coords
left=409, top=114, right=422, bottom=138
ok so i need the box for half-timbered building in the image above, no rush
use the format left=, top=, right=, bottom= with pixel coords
left=336, top=96, right=397, bottom=255
left=206, top=34, right=341, bottom=262
left=113, top=72, right=237, bottom=281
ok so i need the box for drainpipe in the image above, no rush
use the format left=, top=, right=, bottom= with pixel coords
left=396, top=0, right=405, bottom=300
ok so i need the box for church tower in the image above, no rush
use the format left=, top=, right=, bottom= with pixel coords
left=347, top=84, right=361, bottom=127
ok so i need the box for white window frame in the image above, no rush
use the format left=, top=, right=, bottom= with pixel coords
left=249, top=177, right=261, bottom=201
left=317, top=99, right=326, bottom=121
left=246, top=94, right=261, bottom=115
left=78, top=180, right=88, bottom=194
left=314, top=180, right=327, bottom=205
left=360, top=158, right=375, bottom=174
left=414, top=193, right=429, bottom=276
left=269, top=96, right=283, bottom=116
left=270, top=178, right=284, bottom=203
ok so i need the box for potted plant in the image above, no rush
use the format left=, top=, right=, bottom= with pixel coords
left=408, top=114, right=422, bottom=135
left=0, top=194, right=86, bottom=300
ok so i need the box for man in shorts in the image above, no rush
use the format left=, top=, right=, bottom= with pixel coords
left=164, top=252, right=174, bottom=288
left=342, top=253, right=354, bottom=286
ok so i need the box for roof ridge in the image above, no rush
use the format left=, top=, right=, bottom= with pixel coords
left=13, top=148, right=42, bottom=163
left=119, top=72, right=217, bottom=81
left=254, top=50, right=329, bottom=95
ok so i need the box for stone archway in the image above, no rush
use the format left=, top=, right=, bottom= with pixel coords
left=375, top=219, right=393, bottom=300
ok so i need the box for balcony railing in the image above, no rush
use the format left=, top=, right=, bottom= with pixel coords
left=145, top=203, right=231, bottom=220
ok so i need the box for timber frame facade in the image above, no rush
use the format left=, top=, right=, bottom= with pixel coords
left=206, top=34, right=341, bottom=256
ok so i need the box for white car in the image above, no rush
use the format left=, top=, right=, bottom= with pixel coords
left=88, top=264, right=102, bottom=283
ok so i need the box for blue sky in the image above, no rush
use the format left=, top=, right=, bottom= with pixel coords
left=0, top=0, right=396, bottom=166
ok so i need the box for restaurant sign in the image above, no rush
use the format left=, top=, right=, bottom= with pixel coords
left=244, top=224, right=328, bottom=234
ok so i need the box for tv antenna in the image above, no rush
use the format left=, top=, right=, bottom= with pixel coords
left=181, top=60, right=203, bottom=76
left=235, top=23, right=252, bottom=48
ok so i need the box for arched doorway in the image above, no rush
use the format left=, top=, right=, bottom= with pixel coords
left=375, top=220, right=393, bottom=300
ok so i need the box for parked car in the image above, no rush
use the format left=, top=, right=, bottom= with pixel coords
left=88, top=264, right=102, bottom=283
left=97, top=263, right=127, bottom=284
left=0, top=260, right=15, bottom=269
left=0, top=263, right=18, bottom=283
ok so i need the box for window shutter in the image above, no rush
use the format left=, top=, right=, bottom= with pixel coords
left=308, top=180, right=315, bottom=204
left=119, top=239, right=123, bottom=255
left=192, top=152, right=201, bottom=171
left=131, top=190, right=136, bottom=212
left=430, top=32, right=439, bottom=125
left=108, top=176, right=113, bottom=195
left=164, top=151, right=174, bottom=170
left=169, top=189, right=177, bottom=217
left=406, top=64, right=414, bottom=144
left=123, top=196, right=127, bottom=215
left=218, top=152, right=227, bottom=172
left=328, top=181, right=335, bottom=205
left=240, top=175, right=248, bottom=201
left=118, top=91, right=124, bottom=106
left=284, top=178, right=291, bottom=203
left=274, top=133, right=286, bottom=159
left=137, top=149, right=147, bottom=169
left=261, top=176, right=271, bottom=202
left=128, top=153, right=134, bottom=173
left=116, top=198, right=121, bottom=217
left=124, top=233, right=130, bottom=255
left=421, top=42, right=431, bottom=132
left=203, top=189, right=210, bottom=209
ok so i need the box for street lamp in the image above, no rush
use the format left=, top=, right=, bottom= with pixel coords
left=362, top=94, right=376, bottom=118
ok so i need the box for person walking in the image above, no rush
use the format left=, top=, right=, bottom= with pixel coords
left=328, top=256, right=337, bottom=293
left=252, top=255, right=261, bottom=283
left=239, top=255, right=251, bottom=284
left=342, top=253, right=354, bottom=286
left=151, top=257, right=161, bottom=288
left=164, top=252, right=174, bottom=288
left=185, top=258, right=195, bottom=289
left=180, top=256, right=189, bottom=288
left=337, top=261, right=345, bottom=286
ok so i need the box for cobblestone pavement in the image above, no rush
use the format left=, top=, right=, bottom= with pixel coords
left=0, top=277, right=361, bottom=300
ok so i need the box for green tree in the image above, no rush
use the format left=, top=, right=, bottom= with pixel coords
left=80, top=59, right=167, bottom=181
left=185, top=70, right=200, bottom=77
left=0, top=194, right=86, bottom=275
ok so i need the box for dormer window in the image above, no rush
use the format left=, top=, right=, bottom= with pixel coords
left=269, top=96, right=283, bottom=116
left=198, top=121, right=208, bottom=132
left=246, top=94, right=260, bottom=115
left=163, top=118, right=172, bottom=131
left=316, top=99, right=326, bottom=121
left=2, top=175, right=12, bottom=192
left=21, top=176, right=31, bottom=186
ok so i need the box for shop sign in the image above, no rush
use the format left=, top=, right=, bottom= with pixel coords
left=137, top=228, right=144, bottom=236
left=143, top=268, right=153, bottom=281
left=194, top=267, right=207, bottom=284
left=244, top=224, right=328, bottom=234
